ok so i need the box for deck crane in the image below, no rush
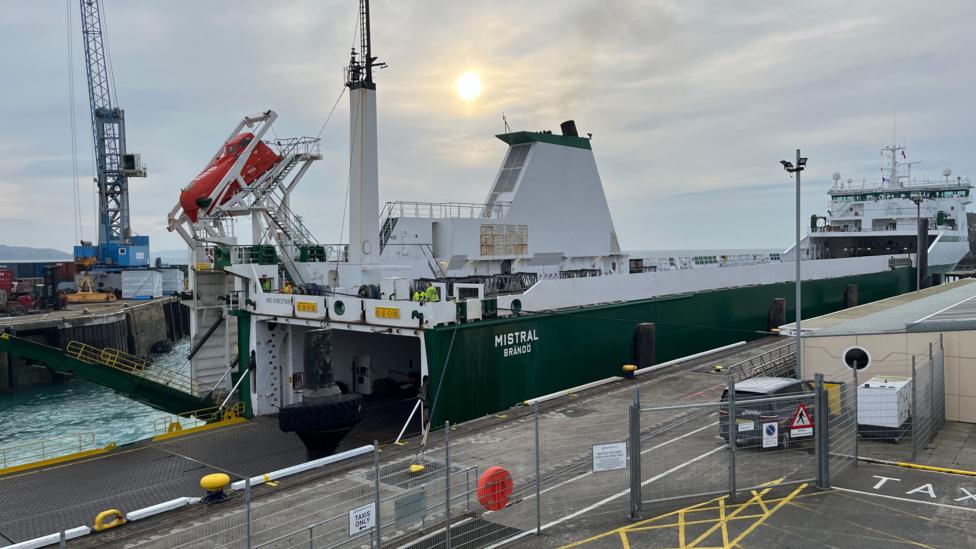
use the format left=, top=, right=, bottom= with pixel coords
left=73, top=0, right=149, bottom=272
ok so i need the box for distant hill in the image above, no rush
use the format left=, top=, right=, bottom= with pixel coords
left=0, top=245, right=72, bottom=261
left=152, top=249, right=189, bottom=265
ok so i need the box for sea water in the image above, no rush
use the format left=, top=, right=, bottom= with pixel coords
left=0, top=339, right=191, bottom=456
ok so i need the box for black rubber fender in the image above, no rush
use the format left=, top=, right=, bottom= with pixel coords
left=278, top=394, right=365, bottom=433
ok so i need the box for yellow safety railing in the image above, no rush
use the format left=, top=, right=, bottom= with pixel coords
left=65, top=341, right=206, bottom=397
left=152, top=401, right=245, bottom=434
left=0, top=432, right=96, bottom=470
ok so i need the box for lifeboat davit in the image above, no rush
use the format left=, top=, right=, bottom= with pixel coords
left=180, top=133, right=281, bottom=222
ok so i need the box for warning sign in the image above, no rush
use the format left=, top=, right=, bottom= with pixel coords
left=790, top=403, right=814, bottom=438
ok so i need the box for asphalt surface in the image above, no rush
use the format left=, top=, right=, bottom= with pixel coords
left=532, top=462, right=976, bottom=548
left=0, top=417, right=308, bottom=546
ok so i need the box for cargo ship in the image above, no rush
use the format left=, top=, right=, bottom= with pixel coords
left=167, top=0, right=970, bottom=448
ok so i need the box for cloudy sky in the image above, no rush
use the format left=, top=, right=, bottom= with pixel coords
left=2, top=0, right=974, bottom=255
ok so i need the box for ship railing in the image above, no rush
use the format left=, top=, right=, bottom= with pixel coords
left=380, top=200, right=511, bottom=220
left=726, top=341, right=798, bottom=382
left=265, top=137, right=322, bottom=158
left=641, top=253, right=782, bottom=271
left=65, top=341, right=207, bottom=397
left=152, top=401, right=245, bottom=434
left=0, top=432, right=96, bottom=470
left=832, top=177, right=972, bottom=191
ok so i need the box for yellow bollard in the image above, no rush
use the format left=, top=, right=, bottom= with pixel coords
left=93, top=509, right=125, bottom=531
left=622, top=364, right=638, bottom=379
left=200, top=473, right=231, bottom=503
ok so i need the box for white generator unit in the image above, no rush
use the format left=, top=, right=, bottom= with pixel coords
left=121, top=270, right=162, bottom=299
left=158, top=268, right=184, bottom=295
left=857, top=376, right=912, bottom=428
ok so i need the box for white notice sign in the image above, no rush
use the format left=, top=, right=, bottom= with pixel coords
left=592, top=442, right=627, bottom=472
left=348, top=502, right=376, bottom=536
left=762, top=422, right=778, bottom=449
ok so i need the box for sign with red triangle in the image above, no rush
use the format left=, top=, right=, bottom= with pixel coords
left=790, top=403, right=814, bottom=438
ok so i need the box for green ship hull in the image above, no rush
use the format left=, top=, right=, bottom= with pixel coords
left=425, top=266, right=919, bottom=425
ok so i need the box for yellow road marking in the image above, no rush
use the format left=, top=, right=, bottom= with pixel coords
left=727, top=483, right=806, bottom=547
left=628, top=514, right=765, bottom=532
left=559, top=477, right=813, bottom=549
left=559, top=497, right=718, bottom=548
left=687, top=486, right=777, bottom=548
left=718, top=498, right=729, bottom=548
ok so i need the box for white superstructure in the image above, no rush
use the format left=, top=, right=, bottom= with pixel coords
left=798, top=145, right=971, bottom=268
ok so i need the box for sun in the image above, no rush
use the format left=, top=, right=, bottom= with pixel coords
left=454, top=71, right=483, bottom=102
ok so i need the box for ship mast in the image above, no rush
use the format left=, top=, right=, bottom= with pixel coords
left=345, top=0, right=386, bottom=268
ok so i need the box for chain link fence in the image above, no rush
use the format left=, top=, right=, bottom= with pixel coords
left=824, top=335, right=946, bottom=468
left=633, top=376, right=823, bottom=516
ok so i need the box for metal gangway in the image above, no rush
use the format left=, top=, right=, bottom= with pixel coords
left=0, top=334, right=223, bottom=416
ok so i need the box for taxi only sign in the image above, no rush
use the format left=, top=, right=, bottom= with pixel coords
left=790, top=403, right=814, bottom=438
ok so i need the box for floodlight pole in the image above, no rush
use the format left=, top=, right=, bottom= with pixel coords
left=911, top=196, right=923, bottom=291
left=794, top=148, right=802, bottom=376
left=782, top=150, right=806, bottom=377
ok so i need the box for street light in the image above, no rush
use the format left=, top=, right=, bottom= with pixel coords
left=781, top=150, right=806, bottom=376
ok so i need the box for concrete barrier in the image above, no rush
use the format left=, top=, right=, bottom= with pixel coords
left=230, top=445, right=375, bottom=491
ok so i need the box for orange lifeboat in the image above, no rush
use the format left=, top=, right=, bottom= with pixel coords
left=180, top=133, right=281, bottom=222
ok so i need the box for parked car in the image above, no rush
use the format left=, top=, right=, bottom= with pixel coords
left=719, top=376, right=815, bottom=449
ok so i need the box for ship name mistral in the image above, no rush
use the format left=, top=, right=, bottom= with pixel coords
left=495, top=329, right=539, bottom=357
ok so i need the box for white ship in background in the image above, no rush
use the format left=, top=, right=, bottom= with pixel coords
left=799, top=145, right=971, bottom=268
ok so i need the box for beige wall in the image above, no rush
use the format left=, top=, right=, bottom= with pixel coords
left=799, top=329, right=976, bottom=423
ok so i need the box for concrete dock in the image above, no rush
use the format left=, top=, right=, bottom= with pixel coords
left=0, top=297, right=188, bottom=391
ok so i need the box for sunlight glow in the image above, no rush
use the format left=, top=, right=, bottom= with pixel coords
left=454, top=71, right=483, bottom=102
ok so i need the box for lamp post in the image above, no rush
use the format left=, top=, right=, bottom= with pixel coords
left=910, top=195, right=923, bottom=291
left=781, top=150, right=807, bottom=376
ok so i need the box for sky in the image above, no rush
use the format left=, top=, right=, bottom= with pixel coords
left=2, top=0, right=975, bottom=255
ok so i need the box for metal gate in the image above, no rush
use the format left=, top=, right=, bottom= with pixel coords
left=629, top=375, right=830, bottom=516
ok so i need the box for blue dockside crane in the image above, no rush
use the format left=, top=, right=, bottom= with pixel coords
left=73, top=0, right=149, bottom=270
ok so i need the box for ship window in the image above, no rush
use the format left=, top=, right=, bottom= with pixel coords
left=492, top=144, right=530, bottom=194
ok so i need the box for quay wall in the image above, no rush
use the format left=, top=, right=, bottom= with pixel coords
left=0, top=297, right=190, bottom=392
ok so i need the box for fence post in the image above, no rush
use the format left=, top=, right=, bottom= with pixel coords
left=374, top=441, right=382, bottom=549
left=930, top=342, right=936, bottom=433
left=815, top=373, right=829, bottom=489
left=911, top=356, right=918, bottom=462
left=59, top=531, right=66, bottom=549
left=629, top=387, right=642, bottom=519
left=534, top=403, right=542, bottom=535
left=728, top=376, right=737, bottom=502
left=245, top=477, right=252, bottom=549
left=852, top=366, right=859, bottom=467
left=444, top=422, right=452, bottom=549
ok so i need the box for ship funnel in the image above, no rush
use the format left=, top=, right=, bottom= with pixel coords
left=560, top=120, right=579, bottom=137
